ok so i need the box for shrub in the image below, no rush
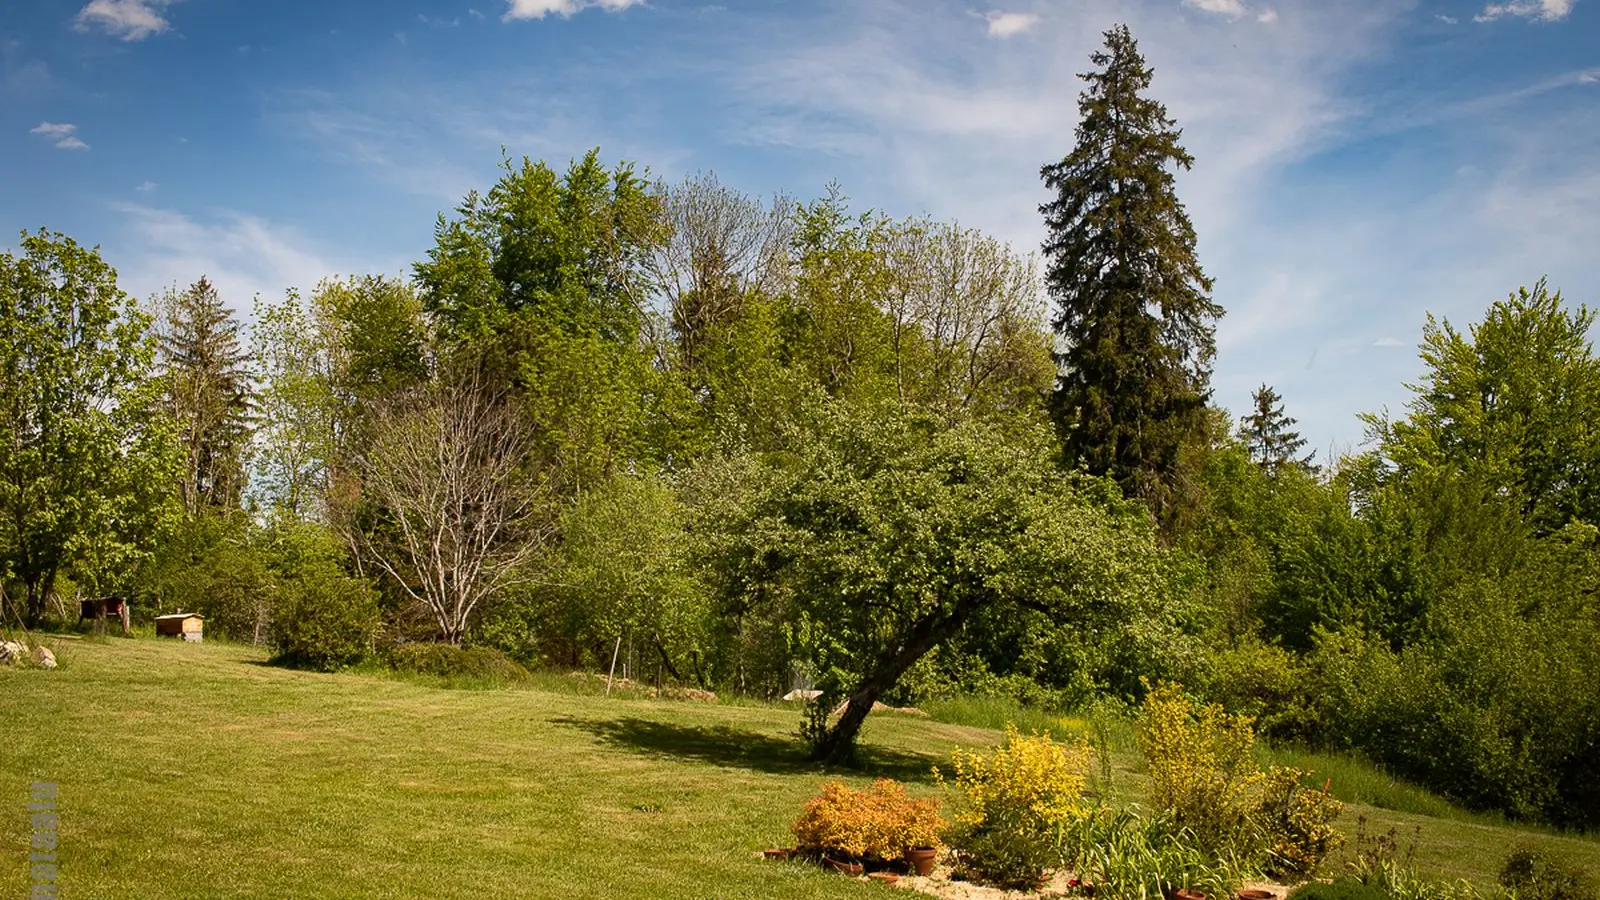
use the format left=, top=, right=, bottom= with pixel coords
left=1499, top=845, right=1596, bottom=900
left=1256, top=766, right=1344, bottom=880
left=791, top=779, right=944, bottom=862
left=1290, top=878, right=1395, bottom=900
left=939, top=726, right=1090, bottom=889
left=1138, top=682, right=1263, bottom=857
left=386, top=643, right=531, bottom=683
left=269, top=569, right=380, bottom=671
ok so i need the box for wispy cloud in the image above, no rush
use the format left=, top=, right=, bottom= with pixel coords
left=30, top=121, right=89, bottom=150
left=1183, top=0, right=1248, bottom=18
left=1474, top=0, right=1577, bottom=21
left=1257, top=8, right=1279, bottom=22
left=984, top=11, right=1040, bottom=38
left=136, top=180, right=158, bottom=192
left=502, top=0, right=643, bottom=21
left=1372, top=336, right=1405, bottom=348
left=108, top=203, right=398, bottom=308
left=74, top=0, right=181, bottom=41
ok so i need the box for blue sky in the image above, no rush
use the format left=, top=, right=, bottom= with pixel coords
left=3, top=0, right=1596, bottom=454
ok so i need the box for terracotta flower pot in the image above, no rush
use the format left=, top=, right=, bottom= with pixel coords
left=1175, top=889, right=1209, bottom=900
left=904, top=846, right=937, bottom=877
left=1237, top=891, right=1276, bottom=900
left=825, top=857, right=865, bottom=876
left=869, top=872, right=900, bottom=885
left=763, top=848, right=793, bottom=860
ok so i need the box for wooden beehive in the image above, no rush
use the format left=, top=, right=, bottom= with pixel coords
left=155, top=613, right=204, bottom=642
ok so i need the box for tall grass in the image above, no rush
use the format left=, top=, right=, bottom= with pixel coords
left=922, top=694, right=1082, bottom=737
left=1260, top=743, right=1495, bottom=824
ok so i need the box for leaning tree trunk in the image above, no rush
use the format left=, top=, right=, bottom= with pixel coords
left=811, top=596, right=982, bottom=765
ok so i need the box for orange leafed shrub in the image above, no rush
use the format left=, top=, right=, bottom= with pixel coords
left=791, top=778, right=945, bottom=860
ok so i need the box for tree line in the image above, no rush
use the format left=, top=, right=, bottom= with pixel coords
left=2, top=26, right=1596, bottom=825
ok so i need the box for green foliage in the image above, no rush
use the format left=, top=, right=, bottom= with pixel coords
left=1290, top=878, right=1398, bottom=900
left=1499, top=845, right=1596, bottom=900
left=548, top=472, right=712, bottom=682
left=0, top=229, right=180, bottom=625
left=1365, top=278, right=1600, bottom=532
left=693, top=402, right=1188, bottom=762
left=155, top=277, right=253, bottom=516
left=790, top=779, right=945, bottom=861
left=940, top=726, right=1090, bottom=889
left=262, top=524, right=380, bottom=670
left=1062, top=806, right=1251, bottom=900
left=384, top=643, right=530, bottom=683
left=270, top=566, right=380, bottom=671
left=1041, top=24, right=1221, bottom=524
left=415, top=148, right=665, bottom=345
left=1241, top=384, right=1314, bottom=476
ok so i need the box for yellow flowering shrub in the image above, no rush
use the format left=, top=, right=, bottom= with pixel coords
left=791, top=779, right=945, bottom=860
left=1138, top=683, right=1345, bottom=876
left=1256, top=766, right=1344, bottom=878
left=938, top=726, right=1091, bottom=888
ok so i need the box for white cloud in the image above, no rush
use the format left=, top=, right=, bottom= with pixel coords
left=1437, top=13, right=1460, bottom=22
left=108, top=204, right=398, bottom=309
left=985, top=12, right=1041, bottom=38
left=1183, top=0, right=1248, bottom=18
left=136, top=180, right=158, bottom=192
left=73, top=0, right=181, bottom=41
left=1474, top=0, right=1576, bottom=21
left=502, top=0, right=643, bottom=21
left=30, top=121, right=90, bottom=150
left=1257, top=8, right=1279, bottom=22
left=1372, top=336, right=1405, bottom=348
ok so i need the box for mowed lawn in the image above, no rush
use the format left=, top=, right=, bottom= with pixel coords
left=3, top=637, right=1597, bottom=899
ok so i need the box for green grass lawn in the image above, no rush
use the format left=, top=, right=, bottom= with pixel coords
left=3, top=637, right=1597, bottom=898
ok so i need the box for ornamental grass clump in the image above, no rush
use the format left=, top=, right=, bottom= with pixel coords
left=938, top=725, right=1092, bottom=889
left=791, top=779, right=945, bottom=863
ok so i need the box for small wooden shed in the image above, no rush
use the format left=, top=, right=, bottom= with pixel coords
left=155, top=613, right=204, bottom=642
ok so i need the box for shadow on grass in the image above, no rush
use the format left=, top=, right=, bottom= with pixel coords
left=550, top=715, right=940, bottom=783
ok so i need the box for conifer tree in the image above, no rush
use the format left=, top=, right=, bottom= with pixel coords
left=1040, top=25, right=1221, bottom=522
left=1241, top=383, right=1313, bottom=475
left=157, top=277, right=253, bottom=515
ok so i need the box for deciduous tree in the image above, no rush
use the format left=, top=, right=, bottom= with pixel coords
left=0, top=230, right=176, bottom=626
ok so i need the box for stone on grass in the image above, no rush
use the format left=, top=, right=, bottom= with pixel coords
left=31, top=646, right=57, bottom=669
left=0, top=641, right=25, bottom=664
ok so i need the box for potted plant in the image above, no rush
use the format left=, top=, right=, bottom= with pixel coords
left=905, top=846, right=938, bottom=877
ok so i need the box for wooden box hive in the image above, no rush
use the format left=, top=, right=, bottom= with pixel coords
left=155, top=613, right=204, bottom=642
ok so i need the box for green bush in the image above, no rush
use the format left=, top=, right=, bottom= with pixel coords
left=385, top=643, right=530, bottom=683
left=1499, top=845, right=1596, bottom=900
left=1290, top=878, right=1395, bottom=900
left=270, top=570, right=380, bottom=671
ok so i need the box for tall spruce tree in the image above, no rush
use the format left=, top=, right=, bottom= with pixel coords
left=1241, top=383, right=1312, bottom=475
left=157, top=277, right=253, bottom=515
left=1041, top=25, right=1221, bottom=523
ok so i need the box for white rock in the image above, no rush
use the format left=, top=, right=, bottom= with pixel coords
left=30, top=646, right=56, bottom=669
left=0, top=641, right=24, bottom=664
